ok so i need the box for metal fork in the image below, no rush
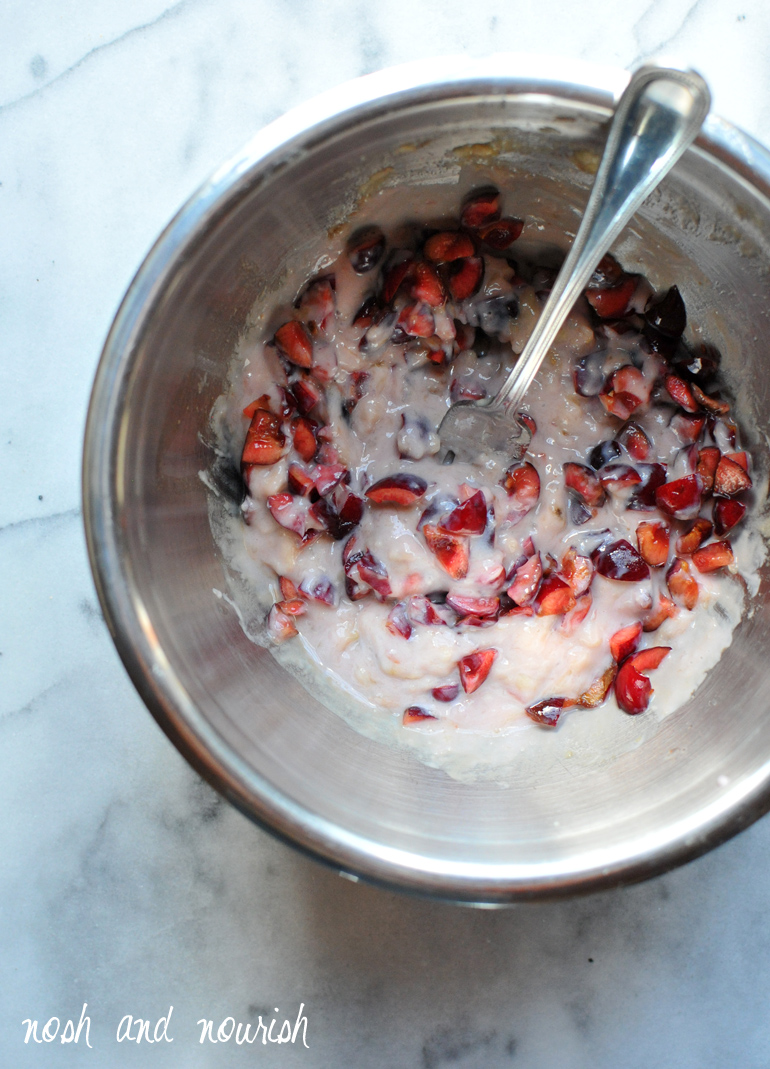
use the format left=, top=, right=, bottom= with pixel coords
left=437, top=64, right=711, bottom=465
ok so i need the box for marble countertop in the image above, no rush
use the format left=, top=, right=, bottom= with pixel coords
left=5, top=2, right=770, bottom=1066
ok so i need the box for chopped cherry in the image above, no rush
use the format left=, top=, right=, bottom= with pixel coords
left=588, top=439, right=621, bottom=470
left=432, top=683, right=460, bottom=702
left=664, top=374, right=699, bottom=413
left=445, top=594, right=500, bottom=619
left=403, top=707, right=437, bottom=726
left=696, top=446, right=720, bottom=493
left=588, top=254, right=624, bottom=289
left=410, top=261, right=445, bottom=307
left=614, top=660, right=652, bottom=714
left=381, top=256, right=413, bottom=302
left=460, top=187, right=501, bottom=228
left=655, top=474, right=703, bottom=520
left=713, top=455, right=752, bottom=497
left=692, top=540, right=734, bottom=573
left=299, top=576, right=336, bottom=606
left=676, top=517, right=713, bottom=555
left=477, top=217, right=524, bottom=249
left=276, top=598, right=307, bottom=617
left=440, top=491, right=487, bottom=535
left=592, top=539, right=650, bottom=582
left=536, top=574, right=576, bottom=616
left=560, top=592, right=593, bottom=633
left=279, top=576, right=301, bottom=600
left=366, top=474, right=428, bottom=506
left=586, top=275, right=637, bottom=318
left=636, top=521, right=670, bottom=567
left=610, top=621, right=643, bottom=662
left=397, top=301, right=435, bottom=338
left=692, top=384, right=730, bottom=416
left=424, top=231, right=475, bottom=263
left=458, top=648, right=497, bottom=694
left=386, top=602, right=413, bottom=639
left=643, top=594, right=678, bottom=632
left=525, top=696, right=575, bottom=727
left=578, top=665, right=617, bottom=708
left=599, top=365, right=649, bottom=420
left=670, top=411, right=706, bottom=444
left=564, top=462, right=606, bottom=507
left=502, top=461, right=540, bottom=514
left=242, top=393, right=272, bottom=419
left=291, top=416, right=318, bottom=462
left=423, top=525, right=470, bottom=579
left=242, top=409, right=285, bottom=466
left=618, top=421, right=652, bottom=462
left=448, top=256, right=485, bottom=301
left=507, top=553, right=543, bottom=605
left=560, top=548, right=594, bottom=596
left=267, top=604, right=298, bottom=642
left=713, top=498, right=746, bottom=537
left=275, top=321, right=313, bottom=368
left=347, top=226, right=386, bottom=273
left=298, top=276, right=336, bottom=332
left=352, top=294, right=381, bottom=329
left=666, top=557, right=699, bottom=610
left=574, top=351, right=607, bottom=397
left=599, top=463, right=642, bottom=495
left=287, top=463, right=317, bottom=498
left=407, top=595, right=448, bottom=627
left=628, top=646, right=671, bottom=673
left=290, top=375, right=323, bottom=415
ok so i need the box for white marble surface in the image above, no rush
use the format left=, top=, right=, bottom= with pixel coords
left=4, top=2, right=770, bottom=1066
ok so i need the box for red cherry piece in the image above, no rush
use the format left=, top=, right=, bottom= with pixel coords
left=432, top=683, right=460, bottom=702
left=347, top=226, right=386, bottom=274
left=507, top=553, right=543, bottom=606
left=424, top=231, right=475, bottom=263
left=299, top=576, right=336, bottom=606
left=670, top=412, right=707, bottom=444
left=445, top=595, right=499, bottom=620
left=592, top=539, right=650, bottom=582
left=423, top=525, right=470, bottom=579
left=276, top=598, right=307, bottom=617
left=586, top=275, right=637, bottom=318
left=397, top=301, right=435, bottom=338
left=636, top=521, right=670, bottom=567
left=676, top=517, right=713, bottom=555
left=477, top=217, right=523, bottom=249
left=560, top=549, right=594, bottom=596
left=628, top=463, right=667, bottom=510
left=579, top=665, right=617, bottom=708
left=502, top=462, right=541, bottom=513
left=291, top=416, right=318, bottom=462
left=458, top=648, right=497, bottom=694
left=664, top=374, right=699, bottom=413
left=619, top=421, right=652, bottom=461
left=666, top=557, right=699, bottom=610
left=279, top=576, right=301, bottom=600
left=403, top=706, right=437, bottom=726
left=365, top=474, right=428, bottom=506
left=564, top=462, right=606, bottom=507
left=352, top=295, right=381, bottom=329
left=275, top=321, right=313, bottom=368
left=714, top=498, right=746, bottom=537
left=643, top=594, right=678, bottom=632
left=655, top=474, right=703, bottom=520
left=714, top=455, right=752, bottom=497
left=727, top=451, right=749, bottom=472
left=410, top=261, right=445, bottom=307
left=290, top=375, right=322, bottom=415
left=287, top=463, right=316, bottom=498
left=600, top=365, right=649, bottom=420
left=440, top=491, right=487, bottom=535
left=267, top=604, right=298, bottom=643
left=628, top=646, right=671, bottom=673
left=298, top=276, right=336, bottom=332
left=696, top=447, right=720, bottom=493
left=448, top=256, right=485, bottom=301
left=460, top=188, right=501, bottom=229
left=525, top=697, right=575, bottom=727
left=599, top=463, right=642, bottom=494
left=536, top=574, right=576, bottom=616
left=242, top=409, right=285, bottom=466
left=560, top=593, right=593, bottom=634
left=386, top=602, right=413, bottom=639
left=615, top=660, right=652, bottom=715
left=692, top=540, right=734, bottom=573
left=692, top=384, right=730, bottom=416
left=588, top=254, right=624, bottom=289
left=355, top=551, right=392, bottom=598
left=610, top=621, right=643, bottom=663
left=407, top=596, right=447, bottom=627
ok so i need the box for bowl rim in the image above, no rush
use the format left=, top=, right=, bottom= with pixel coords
left=83, top=53, right=770, bottom=903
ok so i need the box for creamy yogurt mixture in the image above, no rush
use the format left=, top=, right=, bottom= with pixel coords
left=207, top=184, right=763, bottom=777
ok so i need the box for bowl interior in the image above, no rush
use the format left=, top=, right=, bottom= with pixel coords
left=86, top=71, right=770, bottom=900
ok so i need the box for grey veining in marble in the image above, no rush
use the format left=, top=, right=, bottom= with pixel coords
left=4, top=1, right=770, bottom=1066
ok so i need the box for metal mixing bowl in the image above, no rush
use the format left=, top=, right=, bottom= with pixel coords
left=83, top=54, right=770, bottom=903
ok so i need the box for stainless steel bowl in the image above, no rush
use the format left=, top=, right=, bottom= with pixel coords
left=83, top=54, right=770, bottom=903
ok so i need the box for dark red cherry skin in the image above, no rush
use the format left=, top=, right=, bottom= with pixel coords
left=525, top=697, right=574, bottom=727
left=645, top=285, right=686, bottom=338
left=713, top=498, right=746, bottom=536
left=347, top=226, right=386, bottom=273
left=592, top=539, right=650, bottom=582
left=365, top=474, right=428, bottom=506
left=440, top=491, right=487, bottom=535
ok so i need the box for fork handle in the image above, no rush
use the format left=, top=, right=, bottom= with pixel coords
left=487, top=65, right=710, bottom=415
